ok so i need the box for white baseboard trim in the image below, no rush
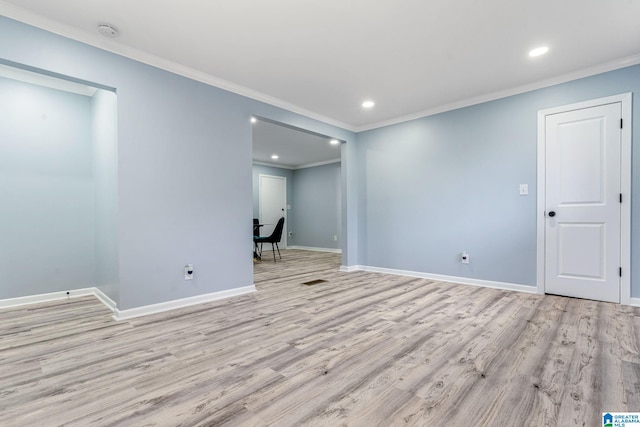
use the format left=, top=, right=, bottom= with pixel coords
left=347, top=265, right=537, bottom=295
left=340, top=265, right=363, bottom=273
left=93, top=288, right=117, bottom=311
left=0, top=287, right=117, bottom=311
left=630, top=298, right=640, bottom=308
left=0, top=284, right=256, bottom=320
left=112, top=285, right=256, bottom=321
left=288, top=245, right=342, bottom=254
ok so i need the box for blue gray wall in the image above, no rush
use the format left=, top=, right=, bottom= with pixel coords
left=3, top=15, right=636, bottom=306
left=0, top=16, right=356, bottom=310
left=252, top=162, right=341, bottom=250
left=0, top=77, right=95, bottom=298
left=357, top=64, right=639, bottom=295
left=92, top=89, right=119, bottom=303
left=292, top=162, right=341, bottom=249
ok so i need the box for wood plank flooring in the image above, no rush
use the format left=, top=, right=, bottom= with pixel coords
left=1, top=249, right=639, bottom=426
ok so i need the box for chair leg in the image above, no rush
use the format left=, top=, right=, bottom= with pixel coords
left=271, top=243, right=276, bottom=262
left=275, top=242, right=281, bottom=259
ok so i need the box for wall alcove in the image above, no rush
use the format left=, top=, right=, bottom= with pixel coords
left=0, top=63, right=119, bottom=304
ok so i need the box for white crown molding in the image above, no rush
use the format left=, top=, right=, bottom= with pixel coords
left=346, top=265, right=539, bottom=295
left=112, top=285, right=256, bottom=321
left=253, top=158, right=340, bottom=170
left=0, top=2, right=355, bottom=131
left=294, top=158, right=341, bottom=170
left=355, top=53, right=640, bottom=132
left=253, top=161, right=295, bottom=170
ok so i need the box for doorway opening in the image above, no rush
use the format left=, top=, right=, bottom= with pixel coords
left=251, top=117, right=343, bottom=280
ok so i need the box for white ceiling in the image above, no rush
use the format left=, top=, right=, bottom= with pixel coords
left=1, top=0, right=639, bottom=132
left=253, top=119, right=341, bottom=169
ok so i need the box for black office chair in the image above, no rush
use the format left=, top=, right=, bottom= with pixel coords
left=254, top=217, right=285, bottom=262
left=253, top=218, right=261, bottom=259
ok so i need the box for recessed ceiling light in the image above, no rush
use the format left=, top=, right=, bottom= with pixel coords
left=329, top=139, right=340, bottom=145
left=362, top=100, right=375, bottom=109
left=528, top=46, right=549, bottom=57
left=271, top=154, right=279, bottom=160
left=251, top=117, right=257, bottom=124
left=97, top=23, right=119, bottom=38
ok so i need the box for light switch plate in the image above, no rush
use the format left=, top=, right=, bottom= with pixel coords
left=519, top=184, right=529, bottom=195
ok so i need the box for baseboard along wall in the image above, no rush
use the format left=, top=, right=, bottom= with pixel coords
left=0, top=287, right=117, bottom=311
left=112, top=285, right=256, bottom=321
left=0, top=285, right=257, bottom=322
left=342, top=265, right=538, bottom=295
left=3, top=263, right=634, bottom=319
left=287, top=245, right=342, bottom=254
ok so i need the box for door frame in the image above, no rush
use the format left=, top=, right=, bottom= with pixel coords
left=536, top=93, right=632, bottom=304
left=258, top=173, right=287, bottom=248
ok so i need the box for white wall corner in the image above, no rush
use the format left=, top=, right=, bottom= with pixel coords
left=112, top=285, right=256, bottom=321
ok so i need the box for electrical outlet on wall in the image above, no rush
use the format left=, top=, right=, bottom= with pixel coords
left=184, top=264, right=194, bottom=280
left=460, top=252, right=470, bottom=264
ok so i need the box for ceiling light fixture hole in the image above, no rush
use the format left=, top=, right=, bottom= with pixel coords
left=98, top=24, right=119, bottom=38
left=528, top=46, right=549, bottom=57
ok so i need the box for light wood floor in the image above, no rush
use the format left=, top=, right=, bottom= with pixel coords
left=1, top=249, right=639, bottom=426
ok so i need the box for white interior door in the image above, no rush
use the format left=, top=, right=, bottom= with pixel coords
left=544, top=102, right=621, bottom=303
left=259, top=174, right=286, bottom=248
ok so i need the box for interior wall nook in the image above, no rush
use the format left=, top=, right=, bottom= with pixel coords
left=0, top=65, right=118, bottom=303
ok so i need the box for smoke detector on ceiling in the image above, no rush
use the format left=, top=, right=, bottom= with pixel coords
left=97, top=24, right=119, bottom=38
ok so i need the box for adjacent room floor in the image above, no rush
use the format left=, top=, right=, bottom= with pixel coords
left=1, top=249, right=639, bottom=426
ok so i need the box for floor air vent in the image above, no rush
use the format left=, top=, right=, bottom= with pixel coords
left=302, top=279, right=327, bottom=286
